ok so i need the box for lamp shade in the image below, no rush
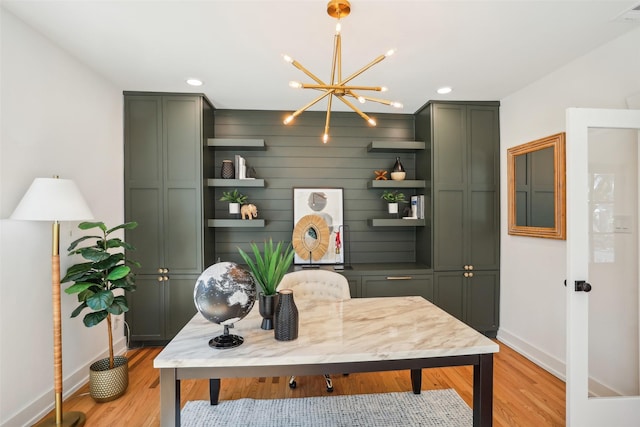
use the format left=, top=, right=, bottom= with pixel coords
left=10, top=177, right=94, bottom=221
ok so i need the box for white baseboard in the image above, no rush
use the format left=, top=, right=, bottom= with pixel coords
left=497, top=328, right=567, bottom=381
left=3, top=337, right=128, bottom=427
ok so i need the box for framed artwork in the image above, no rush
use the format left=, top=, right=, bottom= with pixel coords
left=292, top=188, right=344, bottom=265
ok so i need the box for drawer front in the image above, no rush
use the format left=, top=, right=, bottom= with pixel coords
left=361, top=274, right=433, bottom=301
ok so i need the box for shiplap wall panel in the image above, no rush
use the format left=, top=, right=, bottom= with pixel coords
left=208, top=109, right=423, bottom=266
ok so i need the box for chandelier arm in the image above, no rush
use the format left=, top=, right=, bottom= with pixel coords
left=290, top=59, right=327, bottom=86
left=337, top=95, right=375, bottom=125
left=302, top=84, right=382, bottom=91
left=337, top=32, right=342, bottom=83
left=287, top=90, right=335, bottom=122
left=353, top=94, right=395, bottom=106
left=338, top=54, right=386, bottom=86
left=324, top=94, right=334, bottom=142
left=330, top=33, right=340, bottom=85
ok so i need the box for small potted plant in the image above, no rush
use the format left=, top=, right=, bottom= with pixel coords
left=381, top=190, right=407, bottom=215
left=220, top=189, right=248, bottom=215
left=62, top=221, right=139, bottom=402
left=238, top=239, right=295, bottom=330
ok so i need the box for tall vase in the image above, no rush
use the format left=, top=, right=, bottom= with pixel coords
left=274, top=289, right=298, bottom=341
left=221, top=160, right=234, bottom=179
left=258, top=293, right=278, bottom=330
left=391, top=157, right=406, bottom=181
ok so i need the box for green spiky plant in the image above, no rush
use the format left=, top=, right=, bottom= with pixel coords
left=219, top=189, right=248, bottom=204
left=381, top=189, right=407, bottom=203
left=238, top=239, right=295, bottom=296
left=62, top=221, right=140, bottom=369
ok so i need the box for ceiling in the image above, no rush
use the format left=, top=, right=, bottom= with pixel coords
left=3, top=1, right=640, bottom=115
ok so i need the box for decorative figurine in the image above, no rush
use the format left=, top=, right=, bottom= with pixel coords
left=374, top=170, right=388, bottom=180
left=241, top=203, right=258, bottom=220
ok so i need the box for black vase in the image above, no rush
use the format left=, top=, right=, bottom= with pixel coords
left=258, top=293, right=278, bottom=330
left=391, top=157, right=406, bottom=181
left=274, top=289, right=298, bottom=341
left=392, top=157, right=405, bottom=172
left=221, top=160, right=234, bottom=179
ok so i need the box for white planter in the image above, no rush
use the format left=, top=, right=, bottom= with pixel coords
left=388, top=203, right=398, bottom=214
left=229, top=203, right=240, bottom=214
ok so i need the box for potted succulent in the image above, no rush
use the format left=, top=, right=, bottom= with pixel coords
left=238, top=239, right=295, bottom=330
left=220, top=189, right=248, bottom=215
left=381, top=189, right=407, bottom=215
left=62, top=221, right=139, bottom=402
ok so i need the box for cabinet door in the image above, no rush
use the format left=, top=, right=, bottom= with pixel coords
left=432, top=104, right=467, bottom=271
left=433, top=272, right=464, bottom=321
left=163, top=96, right=203, bottom=274
left=125, top=96, right=164, bottom=274
left=165, top=275, right=199, bottom=338
left=362, top=274, right=433, bottom=301
left=465, top=270, right=499, bottom=335
left=126, top=275, right=165, bottom=341
left=467, top=105, right=500, bottom=270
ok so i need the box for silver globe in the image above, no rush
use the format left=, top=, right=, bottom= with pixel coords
left=194, top=262, right=256, bottom=348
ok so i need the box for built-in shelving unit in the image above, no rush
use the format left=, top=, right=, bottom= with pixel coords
left=208, top=219, right=266, bottom=228
left=207, top=178, right=265, bottom=187
left=368, top=180, right=426, bottom=189
left=207, top=138, right=266, bottom=150
left=368, top=218, right=426, bottom=227
left=367, top=141, right=425, bottom=152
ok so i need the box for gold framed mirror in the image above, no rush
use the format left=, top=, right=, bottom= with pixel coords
left=507, top=132, right=566, bottom=239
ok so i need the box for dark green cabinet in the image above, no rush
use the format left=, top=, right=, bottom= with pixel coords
left=434, top=271, right=499, bottom=336
left=361, top=274, right=433, bottom=301
left=124, top=92, right=213, bottom=344
left=417, top=101, right=500, bottom=336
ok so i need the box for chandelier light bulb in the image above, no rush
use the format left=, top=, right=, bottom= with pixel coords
left=368, top=118, right=377, bottom=126
left=358, top=96, right=366, bottom=104
left=391, top=102, right=403, bottom=109
left=385, top=49, right=396, bottom=57
left=336, top=23, right=341, bottom=34
left=282, top=54, right=293, bottom=64
left=289, top=81, right=303, bottom=89
left=323, top=133, right=329, bottom=143
left=380, top=87, right=388, bottom=92
left=284, top=115, right=295, bottom=125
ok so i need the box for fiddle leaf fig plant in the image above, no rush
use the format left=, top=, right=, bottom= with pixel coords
left=62, top=221, right=140, bottom=369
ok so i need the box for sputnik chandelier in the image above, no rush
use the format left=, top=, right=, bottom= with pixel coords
left=283, top=0, right=402, bottom=143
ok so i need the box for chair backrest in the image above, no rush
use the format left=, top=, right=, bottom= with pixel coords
left=276, top=269, right=351, bottom=301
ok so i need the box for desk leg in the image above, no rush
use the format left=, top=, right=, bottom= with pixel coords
left=159, top=368, right=180, bottom=427
left=209, top=379, right=220, bottom=405
left=473, top=353, right=494, bottom=427
left=410, top=369, right=422, bottom=394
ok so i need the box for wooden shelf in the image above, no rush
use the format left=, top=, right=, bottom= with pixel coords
left=367, top=141, right=425, bottom=152
left=207, top=219, right=266, bottom=228
left=207, top=138, right=265, bottom=150
left=207, top=179, right=265, bottom=188
left=368, top=218, right=426, bottom=227
left=368, top=180, right=426, bottom=189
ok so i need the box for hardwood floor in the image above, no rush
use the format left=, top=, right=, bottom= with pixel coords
left=37, top=341, right=565, bottom=426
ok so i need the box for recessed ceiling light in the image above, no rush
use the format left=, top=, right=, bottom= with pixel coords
left=186, top=78, right=203, bottom=87
left=437, top=86, right=452, bottom=95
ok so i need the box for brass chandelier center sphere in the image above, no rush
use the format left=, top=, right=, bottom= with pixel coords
left=327, top=0, right=351, bottom=19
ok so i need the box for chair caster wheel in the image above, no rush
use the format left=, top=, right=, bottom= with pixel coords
left=289, top=381, right=297, bottom=389
left=327, top=386, right=334, bottom=392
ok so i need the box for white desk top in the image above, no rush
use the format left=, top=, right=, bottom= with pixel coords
left=154, top=296, right=498, bottom=369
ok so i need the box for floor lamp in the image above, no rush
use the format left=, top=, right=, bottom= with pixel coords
left=11, top=177, right=93, bottom=427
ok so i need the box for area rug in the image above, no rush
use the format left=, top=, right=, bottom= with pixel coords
left=181, top=389, right=472, bottom=426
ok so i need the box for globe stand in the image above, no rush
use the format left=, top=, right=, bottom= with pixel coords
left=209, top=324, right=244, bottom=349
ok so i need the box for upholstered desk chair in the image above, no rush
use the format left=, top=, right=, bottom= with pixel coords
left=277, top=269, right=351, bottom=392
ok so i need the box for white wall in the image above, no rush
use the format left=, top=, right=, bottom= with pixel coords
left=499, top=26, right=640, bottom=382
left=0, top=9, right=124, bottom=426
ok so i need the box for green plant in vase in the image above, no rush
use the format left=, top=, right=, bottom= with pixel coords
left=238, top=239, right=295, bottom=329
left=62, top=221, right=140, bottom=402
left=381, top=190, right=407, bottom=215
left=220, top=189, right=248, bottom=215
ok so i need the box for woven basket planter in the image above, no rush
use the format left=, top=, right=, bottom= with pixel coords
left=89, top=355, right=129, bottom=402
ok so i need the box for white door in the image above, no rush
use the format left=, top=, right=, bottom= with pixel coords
left=566, top=108, right=640, bottom=426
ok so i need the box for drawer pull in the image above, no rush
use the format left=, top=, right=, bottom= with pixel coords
left=386, top=276, right=412, bottom=280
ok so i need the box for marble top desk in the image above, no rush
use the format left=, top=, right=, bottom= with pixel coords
left=154, top=296, right=499, bottom=427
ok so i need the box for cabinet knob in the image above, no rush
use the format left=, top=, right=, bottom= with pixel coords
left=468, top=265, right=474, bottom=271
left=163, top=268, right=169, bottom=273
left=468, top=272, right=474, bottom=278
left=463, top=265, right=469, bottom=270
left=463, top=272, right=469, bottom=278
left=158, top=268, right=163, bottom=273
left=157, top=276, right=164, bottom=282
left=163, top=276, right=169, bottom=281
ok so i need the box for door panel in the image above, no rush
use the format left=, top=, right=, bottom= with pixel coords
left=166, top=276, right=199, bottom=338
left=566, top=108, right=640, bottom=426
left=434, top=190, right=465, bottom=270
left=126, top=276, right=165, bottom=341
left=434, top=272, right=464, bottom=321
